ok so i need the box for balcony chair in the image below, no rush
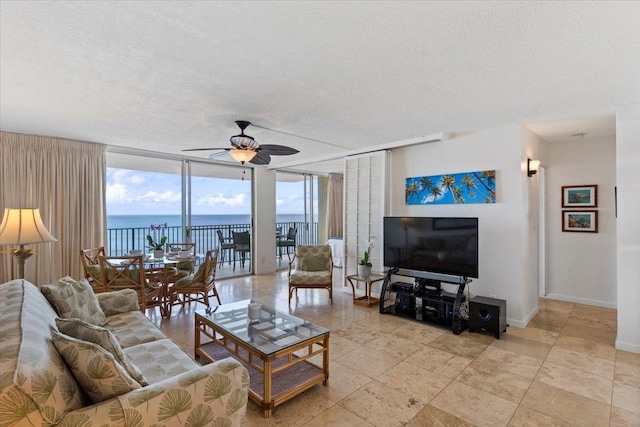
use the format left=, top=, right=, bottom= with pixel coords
left=216, top=229, right=234, bottom=267
left=288, top=245, right=333, bottom=304
left=232, top=231, right=251, bottom=271
left=165, top=242, right=196, bottom=278
left=277, top=227, right=298, bottom=260
left=167, top=249, right=220, bottom=316
left=97, top=255, right=165, bottom=313
left=81, top=246, right=107, bottom=293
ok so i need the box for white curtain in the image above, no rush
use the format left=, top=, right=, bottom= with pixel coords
left=326, top=173, right=343, bottom=238
left=0, top=131, right=106, bottom=284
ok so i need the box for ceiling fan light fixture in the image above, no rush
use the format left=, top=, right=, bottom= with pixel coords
left=229, top=148, right=257, bottom=163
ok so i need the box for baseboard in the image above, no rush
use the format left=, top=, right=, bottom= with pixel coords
left=507, top=305, right=538, bottom=329
left=615, top=339, right=640, bottom=354
left=544, top=293, right=616, bottom=309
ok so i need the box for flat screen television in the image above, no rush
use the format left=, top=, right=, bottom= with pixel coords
left=383, top=216, right=478, bottom=278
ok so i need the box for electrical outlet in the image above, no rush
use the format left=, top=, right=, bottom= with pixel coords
left=489, top=294, right=497, bottom=299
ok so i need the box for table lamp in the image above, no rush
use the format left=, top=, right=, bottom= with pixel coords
left=0, top=208, right=57, bottom=279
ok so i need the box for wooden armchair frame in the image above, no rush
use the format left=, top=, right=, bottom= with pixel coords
left=167, top=249, right=220, bottom=316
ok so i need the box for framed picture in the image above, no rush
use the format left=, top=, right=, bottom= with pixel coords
left=562, top=210, right=598, bottom=233
left=562, top=185, right=597, bottom=208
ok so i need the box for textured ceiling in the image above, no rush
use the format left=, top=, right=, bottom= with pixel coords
left=1, top=1, right=638, bottom=173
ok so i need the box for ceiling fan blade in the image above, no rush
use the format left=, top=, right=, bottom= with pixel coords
left=249, top=151, right=271, bottom=165
left=258, top=144, right=299, bottom=156
left=182, top=147, right=230, bottom=152
left=207, top=151, right=230, bottom=160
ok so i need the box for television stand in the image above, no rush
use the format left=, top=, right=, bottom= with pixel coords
left=379, top=268, right=470, bottom=335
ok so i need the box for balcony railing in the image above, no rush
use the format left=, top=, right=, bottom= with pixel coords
left=106, top=221, right=318, bottom=259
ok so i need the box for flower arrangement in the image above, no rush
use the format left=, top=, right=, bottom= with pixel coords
left=359, top=236, right=377, bottom=267
left=147, top=223, right=168, bottom=251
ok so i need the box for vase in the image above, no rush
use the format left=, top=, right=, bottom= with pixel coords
left=153, top=249, right=164, bottom=259
left=358, top=264, right=371, bottom=278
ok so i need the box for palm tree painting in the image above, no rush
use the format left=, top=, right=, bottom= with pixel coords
left=405, top=170, right=496, bottom=205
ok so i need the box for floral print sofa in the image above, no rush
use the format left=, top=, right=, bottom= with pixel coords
left=0, top=278, right=249, bottom=426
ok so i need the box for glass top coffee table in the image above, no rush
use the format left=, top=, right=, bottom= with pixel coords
left=194, top=300, right=330, bottom=417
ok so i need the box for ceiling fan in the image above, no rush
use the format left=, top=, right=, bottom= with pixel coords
left=182, top=120, right=299, bottom=165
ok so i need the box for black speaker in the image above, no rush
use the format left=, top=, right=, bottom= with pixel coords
left=469, top=296, right=506, bottom=339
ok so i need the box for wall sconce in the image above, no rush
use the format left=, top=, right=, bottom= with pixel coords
left=527, top=159, right=540, bottom=177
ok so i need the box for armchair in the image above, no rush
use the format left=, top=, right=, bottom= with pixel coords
left=288, top=245, right=333, bottom=304
left=165, top=242, right=196, bottom=278
left=80, top=246, right=107, bottom=292
left=167, top=249, right=220, bottom=316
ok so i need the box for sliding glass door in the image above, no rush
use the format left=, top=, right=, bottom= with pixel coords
left=275, top=172, right=319, bottom=268
left=106, top=152, right=253, bottom=278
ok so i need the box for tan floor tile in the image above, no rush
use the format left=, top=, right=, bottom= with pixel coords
left=364, top=333, right=424, bottom=360
left=571, top=303, right=617, bottom=322
left=476, top=346, right=542, bottom=379
left=335, top=345, right=402, bottom=379
left=561, top=318, right=617, bottom=346
left=507, top=406, right=572, bottom=426
left=526, top=314, right=567, bottom=333
left=331, top=322, right=387, bottom=345
left=616, top=350, right=640, bottom=380
left=389, top=320, right=448, bottom=345
left=554, top=334, right=617, bottom=361
left=377, top=361, right=452, bottom=403
left=504, top=325, right=558, bottom=345
left=545, top=346, right=615, bottom=380
left=538, top=298, right=575, bottom=315
left=340, top=379, right=425, bottom=427
left=610, top=406, right=640, bottom=427
left=406, top=405, right=475, bottom=427
left=303, top=404, right=373, bottom=427
left=312, top=360, right=372, bottom=403
left=266, top=389, right=335, bottom=427
left=612, top=377, right=640, bottom=414
left=405, top=346, right=474, bottom=379
left=244, top=401, right=277, bottom=427
left=428, top=330, right=493, bottom=359
left=520, top=381, right=610, bottom=427
left=490, top=333, right=552, bottom=360
left=324, top=334, right=361, bottom=360
left=536, top=361, right=613, bottom=404
left=457, top=359, right=534, bottom=402
left=353, top=310, right=411, bottom=333
left=430, top=381, right=518, bottom=427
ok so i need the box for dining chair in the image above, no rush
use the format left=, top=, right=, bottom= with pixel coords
left=277, top=227, right=297, bottom=260
left=288, top=245, right=333, bottom=304
left=167, top=249, right=220, bottom=316
left=165, top=242, right=196, bottom=278
left=97, top=255, right=164, bottom=313
left=232, top=231, right=251, bottom=271
left=81, top=246, right=108, bottom=292
left=216, top=229, right=234, bottom=266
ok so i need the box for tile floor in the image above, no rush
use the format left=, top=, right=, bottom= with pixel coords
left=148, top=270, right=640, bottom=427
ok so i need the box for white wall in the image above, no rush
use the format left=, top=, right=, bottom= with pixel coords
left=389, top=124, right=532, bottom=327
left=522, top=126, right=548, bottom=323
left=253, top=168, right=277, bottom=275
left=546, top=136, right=617, bottom=308
left=615, top=103, right=640, bottom=353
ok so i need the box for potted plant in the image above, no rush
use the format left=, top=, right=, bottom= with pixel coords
left=358, top=236, right=377, bottom=278
left=147, top=223, right=168, bottom=258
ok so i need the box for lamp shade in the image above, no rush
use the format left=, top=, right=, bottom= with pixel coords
left=0, top=208, right=57, bottom=245
left=229, top=149, right=257, bottom=163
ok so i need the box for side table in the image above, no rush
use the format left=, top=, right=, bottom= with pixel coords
left=346, top=274, right=385, bottom=307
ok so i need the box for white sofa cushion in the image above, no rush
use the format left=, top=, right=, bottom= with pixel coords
left=41, top=276, right=108, bottom=326
left=55, top=318, right=148, bottom=386
left=52, top=330, right=141, bottom=403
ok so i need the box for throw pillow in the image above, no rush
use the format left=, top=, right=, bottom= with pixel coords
left=55, top=318, right=148, bottom=386
left=51, top=330, right=141, bottom=403
left=298, top=255, right=327, bottom=271
left=42, top=276, right=108, bottom=326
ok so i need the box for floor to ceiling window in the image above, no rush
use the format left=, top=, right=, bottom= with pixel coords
left=106, top=151, right=253, bottom=278
left=275, top=171, right=320, bottom=268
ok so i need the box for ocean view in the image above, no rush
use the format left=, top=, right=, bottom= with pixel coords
left=107, top=214, right=307, bottom=229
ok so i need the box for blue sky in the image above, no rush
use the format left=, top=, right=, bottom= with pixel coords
left=106, top=168, right=314, bottom=215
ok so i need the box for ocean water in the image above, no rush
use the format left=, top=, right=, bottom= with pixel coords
left=107, top=214, right=306, bottom=229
